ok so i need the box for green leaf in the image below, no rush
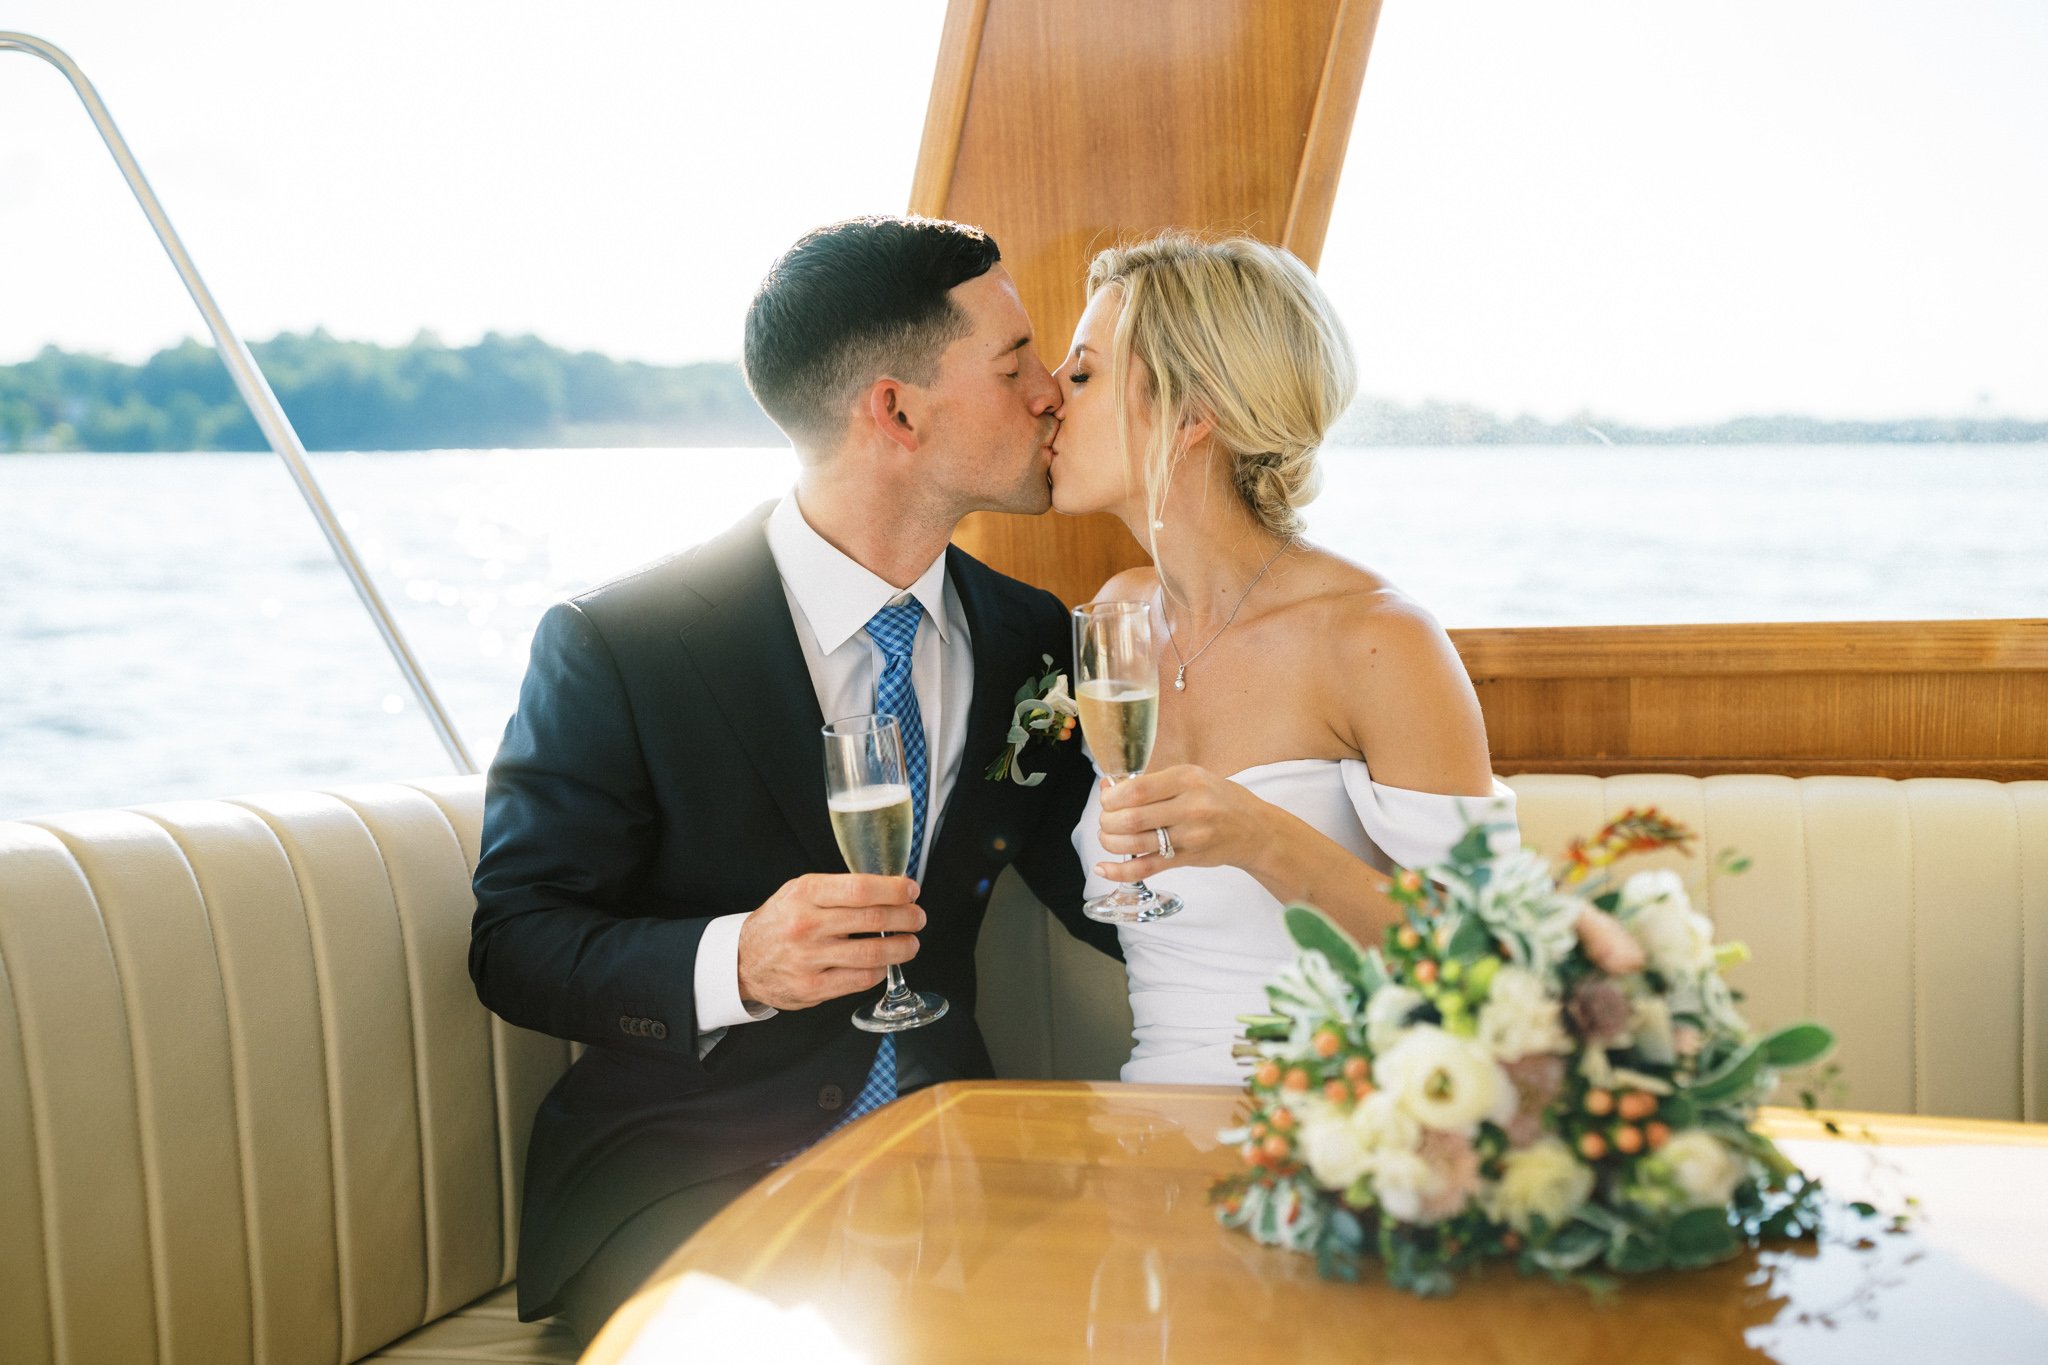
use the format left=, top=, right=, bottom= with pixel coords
left=1283, top=904, right=1367, bottom=980
left=1759, top=1022, right=1835, bottom=1070
left=1448, top=823, right=1493, bottom=866
left=1530, top=1221, right=1607, bottom=1273
left=1592, top=891, right=1621, bottom=912
left=1687, top=1040, right=1767, bottom=1105
left=1444, top=912, right=1492, bottom=961
left=1667, top=1208, right=1740, bottom=1269
left=1605, top=1231, right=1667, bottom=1275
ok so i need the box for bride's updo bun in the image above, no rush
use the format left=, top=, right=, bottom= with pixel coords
left=1085, top=232, right=1355, bottom=540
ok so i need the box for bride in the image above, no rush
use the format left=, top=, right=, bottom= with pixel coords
left=1048, top=232, right=1517, bottom=1086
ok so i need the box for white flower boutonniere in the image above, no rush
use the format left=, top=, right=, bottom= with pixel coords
left=984, top=653, right=1080, bottom=786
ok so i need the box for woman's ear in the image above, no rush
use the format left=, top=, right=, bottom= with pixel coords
left=1177, top=405, right=1216, bottom=452
left=866, top=378, right=921, bottom=454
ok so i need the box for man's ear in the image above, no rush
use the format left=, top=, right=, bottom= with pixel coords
left=866, top=378, right=921, bottom=454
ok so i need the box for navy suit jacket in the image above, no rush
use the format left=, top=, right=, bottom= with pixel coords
left=469, top=503, right=1117, bottom=1317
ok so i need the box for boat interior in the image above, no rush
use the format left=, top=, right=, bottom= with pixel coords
left=2, top=3, right=2042, bottom=1362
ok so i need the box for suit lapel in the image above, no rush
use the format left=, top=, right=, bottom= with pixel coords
left=675, top=512, right=840, bottom=874
left=927, top=547, right=1042, bottom=880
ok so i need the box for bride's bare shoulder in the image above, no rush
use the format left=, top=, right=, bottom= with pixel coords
left=1091, top=564, right=1160, bottom=604
left=1288, top=548, right=1458, bottom=672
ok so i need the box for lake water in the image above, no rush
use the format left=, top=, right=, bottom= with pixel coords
left=3, top=444, right=2044, bottom=820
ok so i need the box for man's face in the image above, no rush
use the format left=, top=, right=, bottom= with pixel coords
left=911, top=265, right=1061, bottom=515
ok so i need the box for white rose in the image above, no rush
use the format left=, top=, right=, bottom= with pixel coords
left=1375, top=1026, right=1517, bottom=1135
left=1296, top=1100, right=1374, bottom=1190
left=1475, top=965, right=1572, bottom=1061
left=1370, top=1148, right=1437, bottom=1224
left=1042, top=674, right=1079, bottom=717
left=1353, top=1089, right=1423, bottom=1155
left=1483, top=1137, right=1595, bottom=1234
left=1621, top=871, right=1716, bottom=979
left=1659, top=1130, right=1747, bottom=1209
left=1365, top=983, right=1427, bottom=1055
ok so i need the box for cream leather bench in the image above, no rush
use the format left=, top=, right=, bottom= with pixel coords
left=979, top=773, right=2048, bottom=1123
left=4, top=771, right=2044, bottom=1363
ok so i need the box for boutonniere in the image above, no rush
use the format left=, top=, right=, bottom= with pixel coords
left=984, top=653, right=1080, bottom=786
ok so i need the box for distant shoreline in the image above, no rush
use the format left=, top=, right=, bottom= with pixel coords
left=4, top=332, right=2044, bottom=452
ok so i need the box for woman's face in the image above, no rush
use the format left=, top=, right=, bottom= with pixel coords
left=1049, top=287, right=1156, bottom=519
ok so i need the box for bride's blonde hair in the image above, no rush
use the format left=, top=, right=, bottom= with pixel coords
left=1086, top=232, right=1356, bottom=544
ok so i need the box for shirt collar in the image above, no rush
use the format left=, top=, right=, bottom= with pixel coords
left=765, top=492, right=952, bottom=654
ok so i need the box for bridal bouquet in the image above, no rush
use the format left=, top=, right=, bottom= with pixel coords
left=1213, top=808, right=1837, bottom=1295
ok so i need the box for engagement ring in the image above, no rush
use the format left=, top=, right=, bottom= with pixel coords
left=1156, top=828, right=1174, bottom=858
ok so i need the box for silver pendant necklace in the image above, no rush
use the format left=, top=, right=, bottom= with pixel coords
left=1163, top=538, right=1293, bottom=691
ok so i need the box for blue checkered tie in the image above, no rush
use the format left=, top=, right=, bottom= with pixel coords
left=824, top=599, right=929, bottom=1135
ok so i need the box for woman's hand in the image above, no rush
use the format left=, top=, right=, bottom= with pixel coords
left=1093, top=764, right=1291, bottom=883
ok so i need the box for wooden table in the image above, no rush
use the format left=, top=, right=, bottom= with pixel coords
left=584, top=1081, right=2048, bottom=1363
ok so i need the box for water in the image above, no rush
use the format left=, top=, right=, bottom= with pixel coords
left=3, top=445, right=2043, bottom=820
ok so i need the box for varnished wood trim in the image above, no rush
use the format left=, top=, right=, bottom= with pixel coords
left=907, top=0, right=991, bottom=216
left=1452, top=619, right=2048, bottom=678
left=1502, top=757, right=2048, bottom=782
left=1282, top=0, right=1383, bottom=267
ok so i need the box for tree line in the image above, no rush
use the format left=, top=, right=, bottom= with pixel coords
left=3, top=332, right=2042, bottom=452
left=0, top=331, right=782, bottom=452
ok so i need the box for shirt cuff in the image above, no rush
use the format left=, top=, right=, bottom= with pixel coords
left=694, top=911, right=778, bottom=1036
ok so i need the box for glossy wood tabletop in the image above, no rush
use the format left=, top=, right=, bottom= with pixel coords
left=583, top=1081, right=2048, bottom=1363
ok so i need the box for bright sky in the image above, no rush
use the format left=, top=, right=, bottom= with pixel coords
left=2, top=0, right=2042, bottom=424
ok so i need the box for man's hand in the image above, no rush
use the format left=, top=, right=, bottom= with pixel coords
left=736, top=874, right=926, bottom=1011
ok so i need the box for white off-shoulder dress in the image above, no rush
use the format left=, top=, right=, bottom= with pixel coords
left=1075, top=759, right=1519, bottom=1086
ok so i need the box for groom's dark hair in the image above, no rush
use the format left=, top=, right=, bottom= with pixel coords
left=743, top=215, right=1002, bottom=451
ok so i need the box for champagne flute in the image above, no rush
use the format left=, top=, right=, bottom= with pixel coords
left=823, top=713, right=948, bottom=1031
left=1073, top=601, right=1184, bottom=923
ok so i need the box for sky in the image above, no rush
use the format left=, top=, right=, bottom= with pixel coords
left=1, top=0, right=2043, bottom=425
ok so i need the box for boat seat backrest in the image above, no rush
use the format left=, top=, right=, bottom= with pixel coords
left=0, top=779, right=570, bottom=1365
left=3, top=771, right=2043, bottom=1362
left=977, top=773, right=2048, bottom=1124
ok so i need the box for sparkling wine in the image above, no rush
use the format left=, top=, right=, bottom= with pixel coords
left=828, top=782, right=914, bottom=876
left=1076, top=680, right=1159, bottom=777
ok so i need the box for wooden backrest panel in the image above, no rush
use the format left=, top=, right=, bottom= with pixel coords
left=914, top=0, right=1383, bottom=607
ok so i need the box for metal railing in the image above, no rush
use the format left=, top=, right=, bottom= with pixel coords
left=1, top=30, right=477, bottom=774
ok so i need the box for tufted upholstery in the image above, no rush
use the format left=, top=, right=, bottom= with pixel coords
left=4, top=771, right=2043, bottom=1363
left=0, top=779, right=576, bottom=1365
left=979, top=774, right=2048, bottom=1125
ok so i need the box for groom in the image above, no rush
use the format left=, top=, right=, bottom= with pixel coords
left=469, top=215, right=1117, bottom=1342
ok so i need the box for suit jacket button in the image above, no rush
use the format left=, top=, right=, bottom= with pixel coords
left=619, top=1015, right=635, bottom=1035
left=649, top=1021, right=668, bottom=1041
left=819, top=1084, right=844, bottom=1111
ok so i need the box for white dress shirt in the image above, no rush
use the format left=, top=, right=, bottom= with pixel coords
left=691, top=492, right=974, bottom=1053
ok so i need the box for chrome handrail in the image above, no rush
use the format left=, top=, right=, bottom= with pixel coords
left=1, top=31, right=478, bottom=775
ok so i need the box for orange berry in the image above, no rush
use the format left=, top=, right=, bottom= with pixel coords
left=1442, top=1236, right=1462, bottom=1256
left=1502, top=1231, right=1523, bottom=1252
left=1584, top=1089, right=1615, bottom=1117
left=1414, top=960, right=1440, bottom=985
left=1251, top=1120, right=1269, bottom=1140
left=1618, top=1091, right=1658, bottom=1122
left=1254, top=1060, right=1282, bottom=1089
left=1271, top=1107, right=1297, bottom=1133
left=1614, top=1125, right=1644, bottom=1155
left=1262, top=1134, right=1292, bottom=1161
left=1283, top=1067, right=1311, bottom=1092
left=1397, top=869, right=1424, bottom=895
left=1578, top=1132, right=1609, bottom=1161
left=1342, top=1055, right=1371, bottom=1082
left=1313, top=1029, right=1342, bottom=1058
left=1352, top=1079, right=1377, bottom=1100
left=1324, top=1079, right=1353, bottom=1105
left=1646, top=1122, right=1672, bottom=1150
left=1397, top=925, right=1421, bottom=950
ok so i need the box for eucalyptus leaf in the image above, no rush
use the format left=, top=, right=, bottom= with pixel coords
left=1667, top=1208, right=1740, bottom=1268
left=1444, top=912, right=1492, bottom=960
left=1283, top=904, right=1367, bottom=980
